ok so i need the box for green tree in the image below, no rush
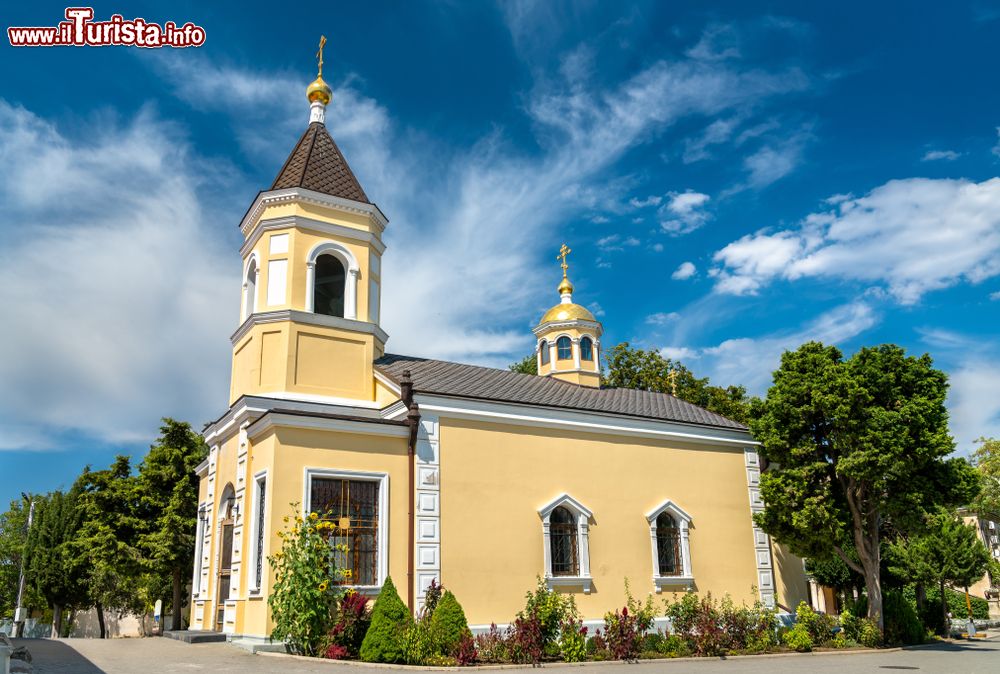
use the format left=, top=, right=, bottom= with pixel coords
left=72, top=456, right=145, bottom=637
left=430, top=590, right=471, bottom=656
left=509, top=354, right=538, bottom=375
left=360, top=576, right=413, bottom=663
left=25, top=489, right=88, bottom=637
left=887, top=510, right=991, bottom=632
left=805, top=545, right=864, bottom=607
left=137, top=419, right=208, bottom=631
left=0, top=498, right=44, bottom=619
left=604, top=343, right=755, bottom=424
left=971, top=437, right=1000, bottom=520
left=752, top=342, right=977, bottom=630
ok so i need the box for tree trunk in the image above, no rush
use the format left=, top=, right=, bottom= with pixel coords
left=915, top=583, right=926, bottom=615
left=51, top=604, right=63, bottom=638
left=863, top=565, right=883, bottom=631
left=940, top=579, right=948, bottom=635
left=96, top=601, right=106, bottom=639
left=172, top=567, right=183, bottom=631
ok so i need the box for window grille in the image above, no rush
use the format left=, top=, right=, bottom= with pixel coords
left=254, top=477, right=266, bottom=589
left=310, top=478, right=379, bottom=585
left=549, top=506, right=579, bottom=576
left=656, top=512, right=682, bottom=576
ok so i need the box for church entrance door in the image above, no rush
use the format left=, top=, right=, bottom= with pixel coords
left=215, top=519, right=234, bottom=631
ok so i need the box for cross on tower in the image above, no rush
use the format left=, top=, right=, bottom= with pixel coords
left=316, top=35, right=327, bottom=77
left=557, top=243, right=571, bottom=276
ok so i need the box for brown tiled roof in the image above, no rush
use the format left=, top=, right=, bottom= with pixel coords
left=271, top=122, right=369, bottom=203
left=375, top=354, right=747, bottom=431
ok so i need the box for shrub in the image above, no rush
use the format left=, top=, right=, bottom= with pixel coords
left=641, top=631, right=689, bottom=657
left=782, top=623, right=813, bottom=652
left=793, top=601, right=836, bottom=646
left=403, top=619, right=435, bottom=665
left=422, top=579, right=443, bottom=619
left=518, top=577, right=579, bottom=649
left=431, top=591, right=473, bottom=657
left=267, top=507, right=346, bottom=656
left=604, top=606, right=644, bottom=660
left=509, top=614, right=545, bottom=664
left=360, top=577, right=413, bottom=663
left=586, top=631, right=609, bottom=660
left=558, top=618, right=587, bottom=662
left=883, top=589, right=924, bottom=645
left=474, top=623, right=510, bottom=663
left=325, top=590, right=371, bottom=658
left=454, top=633, right=478, bottom=666
left=665, top=592, right=726, bottom=656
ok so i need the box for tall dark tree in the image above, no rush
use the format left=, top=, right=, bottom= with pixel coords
left=753, top=342, right=978, bottom=629
left=0, top=498, right=44, bottom=618
left=72, top=456, right=144, bottom=638
left=25, top=489, right=88, bottom=637
left=971, top=437, right=1000, bottom=520
left=603, top=342, right=756, bottom=424
left=138, top=419, right=208, bottom=631
left=887, top=510, right=992, bottom=632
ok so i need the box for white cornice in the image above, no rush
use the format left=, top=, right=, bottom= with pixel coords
left=240, top=187, right=389, bottom=236
left=533, top=319, right=603, bottom=338
left=412, top=394, right=755, bottom=447
left=374, top=369, right=401, bottom=396
left=247, top=412, right=409, bottom=441
left=202, top=394, right=390, bottom=445
left=240, top=215, right=387, bottom=259
left=231, top=309, right=390, bottom=346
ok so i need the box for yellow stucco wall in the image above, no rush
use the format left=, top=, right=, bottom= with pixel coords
left=437, top=417, right=760, bottom=625
left=771, top=541, right=810, bottom=611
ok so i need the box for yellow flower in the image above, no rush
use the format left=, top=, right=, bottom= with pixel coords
left=309, top=512, right=319, bottom=521
left=343, top=569, right=352, bottom=580
left=283, top=516, right=289, bottom=523
left=319, top=581, right=329, bottom=592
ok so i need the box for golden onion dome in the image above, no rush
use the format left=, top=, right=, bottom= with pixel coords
left=558, top=276, right=574, bottom=295
left=307, top=75, right=332, bottom=105
left=540, top=302, right=596, bottom=324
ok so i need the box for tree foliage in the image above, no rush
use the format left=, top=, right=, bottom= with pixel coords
left=887, top=510, right=991, bottom=631
left=137, top=419, right=208, bottom=630
left=752, top=342, right=978, bottom=629
left=430, top=590, right=472, bottom=657
left=509, top=354, right=538, bottom=375
left=0, top=498, right=44, bottom=618
left=971, top=437, right=1000, bottom=519
left=603, top=343, right=756, bottom=424
left=360, top=576, right=413, bottom=663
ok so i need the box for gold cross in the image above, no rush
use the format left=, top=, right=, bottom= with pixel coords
left=669, top=369, right=678, bottom=396
left=316, top=35, right=327, bottom=77
left=556, top=243, right=571, bottom=276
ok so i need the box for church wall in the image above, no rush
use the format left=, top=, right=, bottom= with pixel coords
left=771, top=541, right=810, bottom=611
left=437, top=418, right=760, bottom=626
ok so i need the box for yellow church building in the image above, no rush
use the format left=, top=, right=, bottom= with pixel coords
left=189, top=59, right=810, bottom=643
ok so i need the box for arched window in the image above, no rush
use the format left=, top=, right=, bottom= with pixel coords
left=243, top=258, right=258, bottom=320
left=556, top=336, right=572, bottom=360
left=549, top=506, right=579, bottom=577
left=580, top=336, right=594, bottom=361
left=655, top=512, right=681, bottom=576
left=540, top=340, right=550, bottom=365
left=646, top=500, right=693, bottom=592
left=314, top=254, right=346, bottom=318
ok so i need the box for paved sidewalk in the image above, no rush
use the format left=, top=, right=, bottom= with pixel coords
left=12, top=636, right=1000, bottom=674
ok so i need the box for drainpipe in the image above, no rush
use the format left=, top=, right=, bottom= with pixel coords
left=400, top=371, right=420, bottom=613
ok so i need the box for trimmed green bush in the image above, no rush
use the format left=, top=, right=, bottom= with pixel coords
left=883, top=589, right=924, bottom=645
left=430, top=590, right=472, bottom=656
left=782, top=623, right=813, bottom=652
left=360, top=577, right=413, bottom=663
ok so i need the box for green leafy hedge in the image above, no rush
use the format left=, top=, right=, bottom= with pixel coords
left=430, top=590, right=472, bottom=656
left=360, top=577, right=413, bottom=663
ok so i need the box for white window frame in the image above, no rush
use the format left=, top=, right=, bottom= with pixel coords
left=646, top=499, right=694, bottom=592
left=538, top=493, right=593, bottom=593
left=305, top=241, right=361, bottom=320
left=247, top=470, right=268, bottom=594
left=242, top=252, right=260, bottom=321
left=303, top=468, right=389, bottom=593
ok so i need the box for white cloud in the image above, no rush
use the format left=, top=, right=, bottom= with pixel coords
left=712, top=177, right=1000, bottom=303
left=683, top=115, right=743, bottom=163
left=739, top=132, right=808, bottom=190
left=672, top=261, right=697, bottom=280
left=701, top=301, right=879, bottom=393
left=991, top=290, right=1000, bottom=300
left=946, top=363, right=1000, bottom=452
left=922, top=149, right=961, bottom=161
left=660, top=190, right=711, bottom=235
left=659, top=346, right=699, bottom=361
left=629, top=195, right=662, bottom=208
left=0, top=101, right=234, bottom=450
left=646, top=312, right=681, bottom=325
left=993, top=127, right=1000, bottom=158
left=685, top=23, right=741, bottom=62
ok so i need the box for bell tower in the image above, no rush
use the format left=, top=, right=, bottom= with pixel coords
left=533, top=244, right=603, bottom=388
left=229, top=37, right=389, bottom=405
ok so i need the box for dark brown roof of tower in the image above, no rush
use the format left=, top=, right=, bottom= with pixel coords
left=375, top=354, right=748, bottom=431
left=270, top=122, right=369, bottom=203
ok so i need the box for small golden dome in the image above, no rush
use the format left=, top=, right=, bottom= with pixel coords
left=540, top=302, right=596, bottom=324
left=558, top=276, right=574, bottom=295
left=307, top=75, right=332, bottom=105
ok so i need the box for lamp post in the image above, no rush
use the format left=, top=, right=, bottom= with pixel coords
left=13, top=493, right=35, bottom=638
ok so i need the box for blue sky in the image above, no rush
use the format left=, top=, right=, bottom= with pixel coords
left=1, top=1, right=1000, bottom=506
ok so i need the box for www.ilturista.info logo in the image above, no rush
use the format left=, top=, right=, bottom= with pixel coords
left=8, top=7, right=206, bottom=48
